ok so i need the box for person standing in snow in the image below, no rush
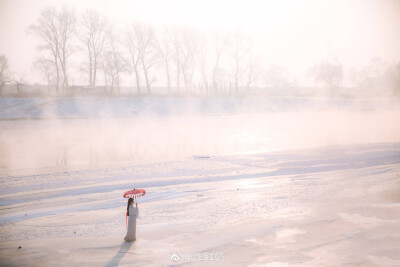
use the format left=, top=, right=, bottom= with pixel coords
left=124, top=198, right=139, bottom=242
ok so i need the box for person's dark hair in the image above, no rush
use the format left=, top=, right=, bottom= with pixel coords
left=127, top=198, right=134, bottom=216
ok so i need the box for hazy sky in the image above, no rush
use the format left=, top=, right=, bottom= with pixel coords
left=1, top=0, right=400, bottom=85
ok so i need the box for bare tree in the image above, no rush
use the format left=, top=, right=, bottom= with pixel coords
left=265, top=65, right=291, bottom=88
left=349, top=67, right=361, bottom=88
left=211, top=31, right=229, bottom=95
left=196, top=32, right=209, bottom=95
left=33, top=58, right=55, bottom=92
left=159, top=26, right=173, bottom=94
left=57, top=7, right=76, bottom=89
left=125, top=24, right=142, bottom=94
left=0, top=55, right=10, bottom=95
left=377, top=62, right=400, bottom=95
left=246, top=57, right=261, bottom=89
left=29, top=6, right=76, bottom=94
left=369, top=57, right=388, bottom=78
left=180, top=29, right=197, bottom=95
left=99, top=51, right=113, bottom=91
left=170, top=28, right=183, bottom=94
left=29, top=7, right=61, bottom=92
left=137, top=24, right=158, bottom=94
left=349, top=59, right=400, bottom=95
left=12, top=74, right=25, bottom=94
left=126, top=23, right=159, bottom=95
left=351, top=58, right=394, bottom=93
left=228, top=29, right=251, bottom=93
left=80, top=10, right=107, bottom=87
left=109, top=31, right=126, bottom=93
left=160, top=27, right=201, bottom=95
left=310, top=60, right=343, bottom=93
left=102, top=26, right=128, bottom=93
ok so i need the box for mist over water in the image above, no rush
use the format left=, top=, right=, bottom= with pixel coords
left=1, top=96, right=399, bottom=175
left=1, top=0, right=399, bottom=179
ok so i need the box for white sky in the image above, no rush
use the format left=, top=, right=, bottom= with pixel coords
left=1, top=0, right=400, bottom=85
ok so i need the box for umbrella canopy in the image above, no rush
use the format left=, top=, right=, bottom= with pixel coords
left=123, top=188, right=146, bottom=198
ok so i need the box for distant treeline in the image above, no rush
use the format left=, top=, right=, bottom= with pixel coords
left=0, top=84, right=397, bottom=99
left=0, top=7, right=400, bottom=97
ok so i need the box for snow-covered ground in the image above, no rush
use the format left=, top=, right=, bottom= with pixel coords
left=0, top=96, right=400, bottom=266
left=1, top=143, right=400, bottom=266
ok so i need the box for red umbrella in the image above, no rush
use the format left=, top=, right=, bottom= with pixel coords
left=123, top=188, right=146, bottom=199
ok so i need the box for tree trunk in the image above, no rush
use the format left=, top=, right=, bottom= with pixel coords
left=134, top=67, right=141, bottom=95
left=183, top=71, right=188, bottom=95
left=141, top=58, right=151, bottom=94
left=88, top=43, right=93, bottom=86
left=59, top=45, right=69, bottom=93
left=93, top=57, right=97, bottom=86
left=115, top=72, right=120, bottom=93
left=235, top=53, right=239, bottom=92
left=54, top=55, right=60, bottom=94
left=165, top=58, right=171, bottom=94
left=104, top=72, right=108, bottom=92
left=0, top=82, right=5, bottom=95
left=176, top=54, right=180, bottom=94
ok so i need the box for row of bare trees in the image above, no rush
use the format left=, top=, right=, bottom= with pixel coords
left=2, top=6, right=397, bottom=96
left=28, top=6, right=263, bottom=95
left=308, top=58, right=400, bottom=95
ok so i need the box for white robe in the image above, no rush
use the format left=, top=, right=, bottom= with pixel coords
left=124, top=205, right=139, bottom=242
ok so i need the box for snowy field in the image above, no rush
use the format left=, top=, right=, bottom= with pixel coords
left=0, top=96, right=400, bottom=266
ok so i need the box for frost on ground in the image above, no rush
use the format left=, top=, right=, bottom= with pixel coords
left=0, top=143, right=400, bottom=266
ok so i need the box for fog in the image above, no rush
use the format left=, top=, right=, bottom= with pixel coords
left=2, top=2, right=400, bottom=266
left=1, top=96, right=399, bottom=175
left=0, top=0, right=400, bottom=175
